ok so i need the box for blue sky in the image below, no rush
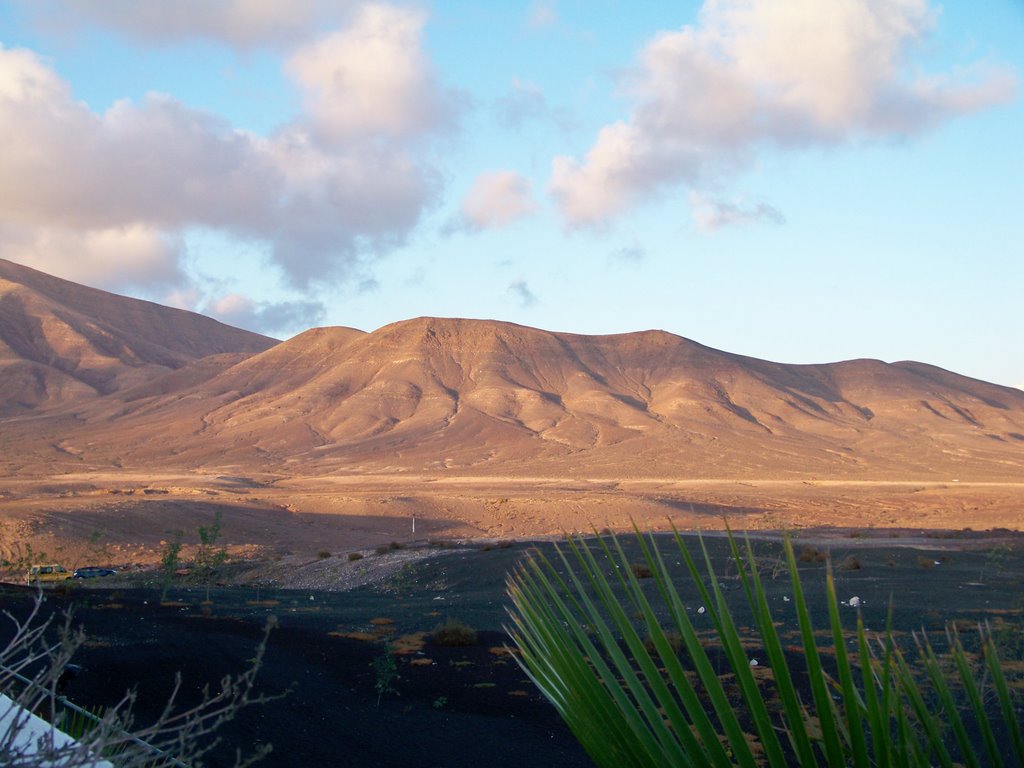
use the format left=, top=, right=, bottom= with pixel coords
left=1, top=1, right=1021, bottom=389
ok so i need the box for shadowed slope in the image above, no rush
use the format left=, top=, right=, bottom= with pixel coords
left=0, top=258, right=277, bottom=414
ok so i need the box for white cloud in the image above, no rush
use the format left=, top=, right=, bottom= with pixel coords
left=551, top=0, right=1017, bottom=228
left=20, top=0, right=354, bottom=48
left=256, top=126, right=438, bottom=284
left=204, top=292, right=325, bottom=337
left=163, top=285, right=203, bottom=311
left=551, top=121, right=693, bottom=228
left=0, top=223, right=185, bottom=292
left=450, top=171, right=537, bottom=233
left=688, top=192, right=785, bottom=232
left=0, top=5, right=454, bottom=290
left=285, top=4, right=459, bottom=144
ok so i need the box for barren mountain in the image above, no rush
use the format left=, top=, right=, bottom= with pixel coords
left=0, top=258, right=276, bottom=415
left=5, top=307, right=1021, bottom=480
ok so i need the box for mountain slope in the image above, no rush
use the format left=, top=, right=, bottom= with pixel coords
left=44, top=316, right=1024, bottom=480
left=0, top=258, right=277, bottom=414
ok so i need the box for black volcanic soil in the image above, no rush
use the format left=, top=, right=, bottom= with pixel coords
left=2, top=532, right=1023, bottom=767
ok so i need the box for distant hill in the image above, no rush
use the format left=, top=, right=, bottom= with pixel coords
left=1, top=262, right=1022, bottom=480
left=0, top=258, right=276, bottom=414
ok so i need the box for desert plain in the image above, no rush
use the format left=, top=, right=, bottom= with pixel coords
left=2, top=472, right=1023, bottom=573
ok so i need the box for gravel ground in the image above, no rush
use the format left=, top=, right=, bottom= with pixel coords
left=226, top=545, right=466, bottom=591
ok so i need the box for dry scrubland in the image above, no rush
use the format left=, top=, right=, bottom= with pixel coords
left=1, top=472, right=1022, bottom=581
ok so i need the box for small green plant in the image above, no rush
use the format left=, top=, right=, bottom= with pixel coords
left=373, top=649, right=398, bottom=707
left=159, top=530, right=183, bottom=601
left=348, top=552, right=364, bottom=561
left=980, top=541, right=1013, bottom=582
left=432, top=618, right=478, bottom=647
left=194, top=511, right=229, bottom=602
left=195, top=510, right=228, bottom=575
left=317, top=549, right=332, bottom=559
left=432, top=695, right=448, bottom=709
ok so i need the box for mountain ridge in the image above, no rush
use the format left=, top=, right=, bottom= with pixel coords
left=1, top=261, right=1022, bottom=481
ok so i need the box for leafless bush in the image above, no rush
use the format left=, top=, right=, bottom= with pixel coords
left=1, top=591, right=278, bottom=767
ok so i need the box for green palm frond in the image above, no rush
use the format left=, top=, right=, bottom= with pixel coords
left=505, top=527, right=1023, bottom=768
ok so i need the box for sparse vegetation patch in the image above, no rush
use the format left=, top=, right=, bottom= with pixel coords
left=432, top=618, right=478, bottom=647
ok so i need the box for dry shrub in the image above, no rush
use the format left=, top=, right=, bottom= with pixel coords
left=798, top=546, right=827, bottom=564
left=838, top=555, right=861, bottom=571
left=630, top=562, right=654, bottom=579
left=432, top=618, right=478, bottom=647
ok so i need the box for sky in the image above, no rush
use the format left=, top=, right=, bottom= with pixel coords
left=1, top=1, right=1022, bottom=390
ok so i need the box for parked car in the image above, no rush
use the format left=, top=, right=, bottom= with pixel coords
left=26, top=564, right=70, bottom=584
left=72, top=566, right=117, bottom=579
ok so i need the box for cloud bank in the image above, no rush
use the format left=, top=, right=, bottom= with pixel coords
left=0, top=3, right=460, bottom=320
left=550, top=0, right=1017, bottom=229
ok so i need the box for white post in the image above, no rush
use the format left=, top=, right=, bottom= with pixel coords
left=412, top=514, right=416, bottom=535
